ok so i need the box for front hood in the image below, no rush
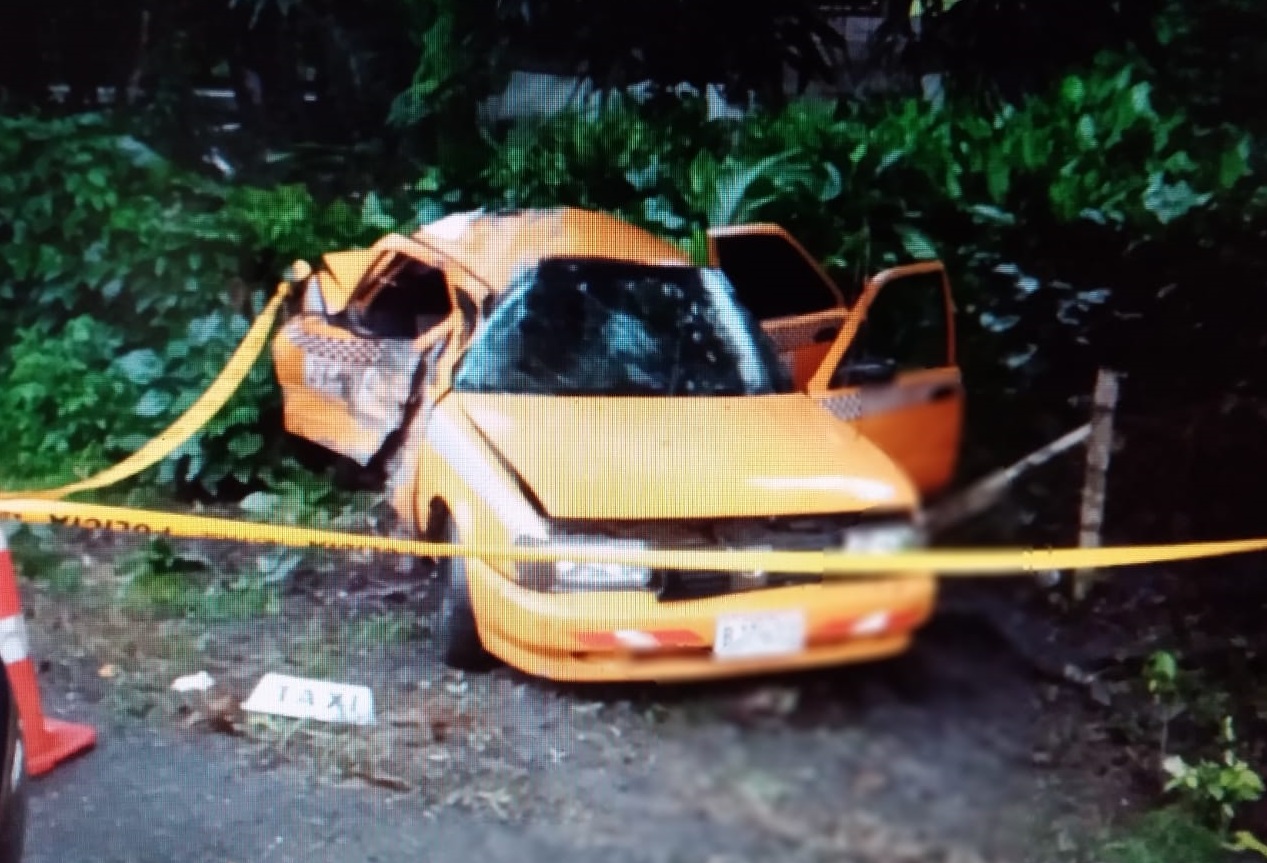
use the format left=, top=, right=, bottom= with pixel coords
left=453, top=394, right=918, bottom=520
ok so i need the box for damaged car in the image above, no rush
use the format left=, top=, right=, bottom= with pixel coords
left=271, top=207, right=963, bottom=682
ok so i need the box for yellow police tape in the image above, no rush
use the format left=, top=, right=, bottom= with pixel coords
left=1, top=279, right=1265, bottom=578
left=2, top=496, right=1267, bottom=576
left=0, top=283, right=291, bottom=503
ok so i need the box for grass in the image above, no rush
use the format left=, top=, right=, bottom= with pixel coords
left=105, top=672, right=167, bottom=720
left=282, top=612, right=421, bottom=679
left=121, top=570, right=280, bottom=620
left=7, top=525, right=85, bottom=594
left=1098, top=808, right=1227, bottom=863
left=115, top=537, right=282, bottom=620
left=346, top=611, right=422, bottom=647
left=292, top=637, right=342, bottom=678
left=241, top=714, right=419, bottom=791
left=288, top=618, right=345, bottom=678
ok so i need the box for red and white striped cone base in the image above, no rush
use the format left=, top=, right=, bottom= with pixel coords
left=0, top=531, right=96, bottom=776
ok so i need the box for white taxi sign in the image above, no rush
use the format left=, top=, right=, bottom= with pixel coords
left=242, top=673, right=376, bottom=726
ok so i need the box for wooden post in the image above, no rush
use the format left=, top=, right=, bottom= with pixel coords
left=1071, top=369, right=1120, bottom=602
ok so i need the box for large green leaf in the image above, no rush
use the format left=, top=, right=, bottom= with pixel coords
left=895, top=224, right=939, bottom=260
left=710, top=153, right=795, bottom=227
left=1142, top=174, right=1213, bottom=224
left=115, top=349, right=165, bottom=386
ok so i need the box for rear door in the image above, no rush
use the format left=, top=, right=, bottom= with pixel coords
left=708, top=225, right=847, bottom=389
left=279, top=246, right=457, bottom=465
left=808, top=262, right=964, bottom=497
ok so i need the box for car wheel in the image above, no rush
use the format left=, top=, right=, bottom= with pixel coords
left=0, top=671, right=27, bottom=863
left=436, top=519, right=493, bottom=671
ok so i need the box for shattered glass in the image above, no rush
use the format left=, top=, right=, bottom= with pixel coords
left=453, top=259, right=794, bottom=396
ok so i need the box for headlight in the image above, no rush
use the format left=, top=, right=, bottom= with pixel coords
left=514, top=535, right=651, bottom=593
left=843, top=522, right=926, bottom=554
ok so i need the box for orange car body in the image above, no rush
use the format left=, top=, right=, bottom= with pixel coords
left=271, top=208, right=964, bottom=682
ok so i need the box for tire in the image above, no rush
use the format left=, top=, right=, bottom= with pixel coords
left=0, top=670, right=27, bottom=863
left=435, top=519, right=493, bottom=671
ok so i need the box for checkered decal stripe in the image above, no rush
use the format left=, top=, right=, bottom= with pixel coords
left=820, top=391, right=864, bottom=422
left=817, top=377, right=962, bottom=422
left=285, top=322, right=382, bottom=366
left=762, top=314, right=845, bottom=352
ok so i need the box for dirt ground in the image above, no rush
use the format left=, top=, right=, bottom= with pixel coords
left=10, top=522, right=1168, bottom=863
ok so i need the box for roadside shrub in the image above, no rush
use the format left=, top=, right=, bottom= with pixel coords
left=0, top=316, right=144, bottom=486
left=471, top=60, right=1252, bottom=418
left=0, top=113, right=397, bottom=498
left=0, top=55, right=1256, bottom=501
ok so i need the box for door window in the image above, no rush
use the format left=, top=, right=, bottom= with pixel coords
left=711, top=230, right=842, bottom=320
left=832, top=270, right=950, bottom=387
left=351, top=255, right=453, bottom=340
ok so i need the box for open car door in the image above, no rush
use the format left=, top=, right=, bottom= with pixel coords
left=707, top=225, right=849, bottom=390
left=709, top=225, right=963, bottom=495
left=807, top=262, right=964, bottom=497
left=276, top=238, right=459, bottom=466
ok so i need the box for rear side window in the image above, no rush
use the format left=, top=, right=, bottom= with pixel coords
left=352, top=256, right=452, bottom=340
left=714, top=233, right=840, bottom=320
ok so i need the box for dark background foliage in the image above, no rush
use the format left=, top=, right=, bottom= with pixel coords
left=1, top=0, right=1264, bottom=538
left=0, top=1, right=1261, bottom=519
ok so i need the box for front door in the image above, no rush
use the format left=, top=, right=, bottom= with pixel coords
left=808, top=262, right=964, bottom=497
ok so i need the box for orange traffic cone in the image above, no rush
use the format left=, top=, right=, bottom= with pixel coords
left=0, top=531, right=96, bottom=775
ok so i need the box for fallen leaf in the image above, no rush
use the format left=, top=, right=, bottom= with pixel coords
left=852, top=770, right=889, bottom=795
left=729, top=686, right=800, bottom=724
left=193, top=693, right=247, bottom=736
left=354, top=769, right=414, bottom=793
left=171, top=671, right=215, bottom=693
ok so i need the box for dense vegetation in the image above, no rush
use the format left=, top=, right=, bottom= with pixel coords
left=2, top=19, right=1259, bottom=507
left=3, top=1, right=1267, bottom=856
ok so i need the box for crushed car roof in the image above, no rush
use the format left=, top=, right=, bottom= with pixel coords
left=413, top=207, right=692, bottom=294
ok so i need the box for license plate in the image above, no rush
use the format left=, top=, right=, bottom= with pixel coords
left=713, top=610, right=806, bottom=660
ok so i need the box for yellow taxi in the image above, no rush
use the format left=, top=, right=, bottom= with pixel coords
left=272, top=208, right=963, bottom=682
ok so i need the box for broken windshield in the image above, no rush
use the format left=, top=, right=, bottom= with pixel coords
left=453, top=258, right=795, bottom=396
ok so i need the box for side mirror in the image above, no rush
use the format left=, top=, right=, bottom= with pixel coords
left=834, top=356, right=899, bottom=387
left=282, top=260, right=313, bottom=285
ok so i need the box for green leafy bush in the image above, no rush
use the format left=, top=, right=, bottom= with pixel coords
left=471, top=61, right=1251, bottom=408
left=0, top=317, right=144, bottom=486
left=0, top=113, right=396, bottom=498
left=1162, top=717, right=1265, bottom=834
left=1100, top=808, right=1227, bottom=863
left=477, top=59, right=1248, bottom=266
left=0, top=55, right=1257, bottom=504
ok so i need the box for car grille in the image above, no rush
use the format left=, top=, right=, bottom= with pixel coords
left=549, top=511, right=908, bottom=602
left=653, top=569, right=822, bottom=601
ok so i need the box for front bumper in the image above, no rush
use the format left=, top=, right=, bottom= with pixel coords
left=464, top=559, right=937, bottom=682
